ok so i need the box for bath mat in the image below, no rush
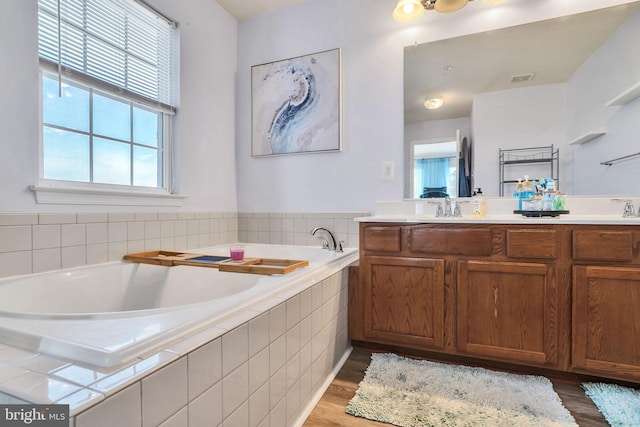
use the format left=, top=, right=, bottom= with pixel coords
left=583, top=382, right=640, bottom=426
left=345, top=353, right=577, bottom=427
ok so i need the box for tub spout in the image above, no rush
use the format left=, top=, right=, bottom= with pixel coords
left=310, top=227, right=337, bottom=251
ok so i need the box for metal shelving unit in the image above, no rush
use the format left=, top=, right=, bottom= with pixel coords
left=499, top=145, right=559, bottom=196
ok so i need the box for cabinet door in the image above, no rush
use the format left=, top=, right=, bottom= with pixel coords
left=457, top=260, right=558, bottom=367
left=362, top=256, right=445, bottom=349
left=573, top=266, right=640, bottom=381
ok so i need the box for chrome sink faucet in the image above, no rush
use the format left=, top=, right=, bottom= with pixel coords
left=310, top=227, right=342, bottom=251
left=428, top=197, right=464, bottom=218
left=614, top=199, right=638, bottom=217
left=623, top=200, right=636, bottom=217
left=428, top=201, right=443, bottom=217
left=444, top=196, right=453, bottom=217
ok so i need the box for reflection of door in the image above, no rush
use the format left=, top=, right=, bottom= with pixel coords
left=408, top=130, right=460, bottom=198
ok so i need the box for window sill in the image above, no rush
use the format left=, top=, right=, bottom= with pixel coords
left=29, top=183, right=186, bottom=207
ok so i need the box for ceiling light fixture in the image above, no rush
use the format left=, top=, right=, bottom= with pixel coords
left=424, top=98, right=444, bottom=109
left=393, top=0, right=503, bottom=22
left=392, top=0, right=425, bottom=22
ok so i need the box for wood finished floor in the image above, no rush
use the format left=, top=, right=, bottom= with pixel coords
left=304, top=349, right=609, bottom=426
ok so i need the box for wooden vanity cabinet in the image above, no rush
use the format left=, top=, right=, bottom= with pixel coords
left=571, top=227, right=640, bottom=382
left=353, top=221, right=640, bottom=382
left=353, top=223, right=567, bottom=371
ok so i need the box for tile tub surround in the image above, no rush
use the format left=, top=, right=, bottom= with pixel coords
left=0, top=265, right=354, bottom=426
left=238, top=212, right=368, bottom=250
left=0, top=212, right=239, bottom=279
left=0, top=210, right=369, bottom=279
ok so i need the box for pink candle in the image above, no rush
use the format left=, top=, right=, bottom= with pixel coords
left=230, top=248, right=244, bottom=261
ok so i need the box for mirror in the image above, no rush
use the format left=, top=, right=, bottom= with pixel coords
left=404, top=2, right=640, bottom=198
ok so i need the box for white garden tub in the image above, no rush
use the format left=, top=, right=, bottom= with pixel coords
left=0, top=243, right=357, bottom=367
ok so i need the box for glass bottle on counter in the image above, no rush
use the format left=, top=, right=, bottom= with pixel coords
left=473, top=188, right=486, bottom=219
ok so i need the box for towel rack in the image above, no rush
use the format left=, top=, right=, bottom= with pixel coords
left=601, top=151, right=640, bottom=166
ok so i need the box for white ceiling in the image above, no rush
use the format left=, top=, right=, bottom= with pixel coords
left=216, top=0, right=310, bottom=20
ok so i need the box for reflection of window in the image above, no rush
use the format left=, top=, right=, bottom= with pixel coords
left=37, top=0, right=177, bottom=193
left=42, top=75, right=163, bottom=187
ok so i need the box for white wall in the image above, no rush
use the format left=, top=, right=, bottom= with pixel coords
left=472, top=84, right=567, bottom=196
left=405, top=117, right=471, bottom=144
left=567, top=7, right=640, bottom=195
left=235, top=0, right=639, bottom=212
left=0, top=0, right=39, bottom=212
left=0, top=0, right=238, bottom=212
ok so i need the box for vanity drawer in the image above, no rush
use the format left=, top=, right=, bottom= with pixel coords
left=573, top=230, right=633, bottom=261
left=507, top=229, right=557, bottom=259
left=363, top=226, right=402, bottom=252
left=409, top=228, right=492, bottom=256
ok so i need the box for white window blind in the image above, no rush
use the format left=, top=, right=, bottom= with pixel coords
left=38, top=0, right=178, bottom=113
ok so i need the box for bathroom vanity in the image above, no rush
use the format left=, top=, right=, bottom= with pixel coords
left=349, top=198, right=640, bottom=383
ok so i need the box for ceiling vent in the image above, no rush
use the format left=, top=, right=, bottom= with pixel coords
left=510, top=73, right=536, bottom=83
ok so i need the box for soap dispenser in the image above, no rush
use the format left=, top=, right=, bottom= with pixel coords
left=473, top=188, right=486, bottom=219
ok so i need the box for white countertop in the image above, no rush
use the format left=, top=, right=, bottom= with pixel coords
left=356, top=214, right=640, bottom=225
left=359, top=196, right=640, bottom=225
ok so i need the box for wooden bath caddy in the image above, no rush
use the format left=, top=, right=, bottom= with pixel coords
left=123, top=250, right=309, bottom=275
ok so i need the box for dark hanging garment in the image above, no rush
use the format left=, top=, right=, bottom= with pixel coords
left=459, top=137, right=471, bottom=197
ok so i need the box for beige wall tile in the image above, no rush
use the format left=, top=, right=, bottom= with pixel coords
left=0, top=226, right=31, bottom=252
left=75, top=383, right=141, bottom=427
left=62, top=224, right=86, bottom=247
left=141, top=358, right=187, bottom=427
left=0, top=214, right=38, bottom=226
left=33, top=225, right=60, bottom=249
left=33, top=248, right=61, bottom=273
left=187, top=338, right=221, bottom=401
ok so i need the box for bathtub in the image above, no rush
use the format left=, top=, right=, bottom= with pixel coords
left=0, top=243, right=358, bottom=368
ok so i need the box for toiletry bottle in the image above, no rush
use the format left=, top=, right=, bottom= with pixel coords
left=473, top=188, right=486, bottom=219
left=514, top=179, right=523, bottom=210
left=522, top=176, right=533, bottom=198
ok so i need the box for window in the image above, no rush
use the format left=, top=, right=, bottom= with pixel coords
left=43, top=73, right=164, bottom=187
left=35, top=0, right=179, bottom=204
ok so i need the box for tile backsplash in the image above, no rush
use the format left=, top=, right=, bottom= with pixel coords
left=237, top=211, right=367, bottom=249
left=0, top=212, right=238, bottom=279
left=0, top=211, right=368, bottom=278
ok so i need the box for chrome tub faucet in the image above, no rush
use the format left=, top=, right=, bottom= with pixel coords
left=310, top=227, right=342, bottom=252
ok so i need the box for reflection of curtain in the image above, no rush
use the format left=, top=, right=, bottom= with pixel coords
left=416, top=158, right=449, bottom=190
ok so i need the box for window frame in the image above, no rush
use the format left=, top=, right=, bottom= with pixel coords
left=33, top=0, right=182, bottom=206
left=32, top=70, right=184, bottom=207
